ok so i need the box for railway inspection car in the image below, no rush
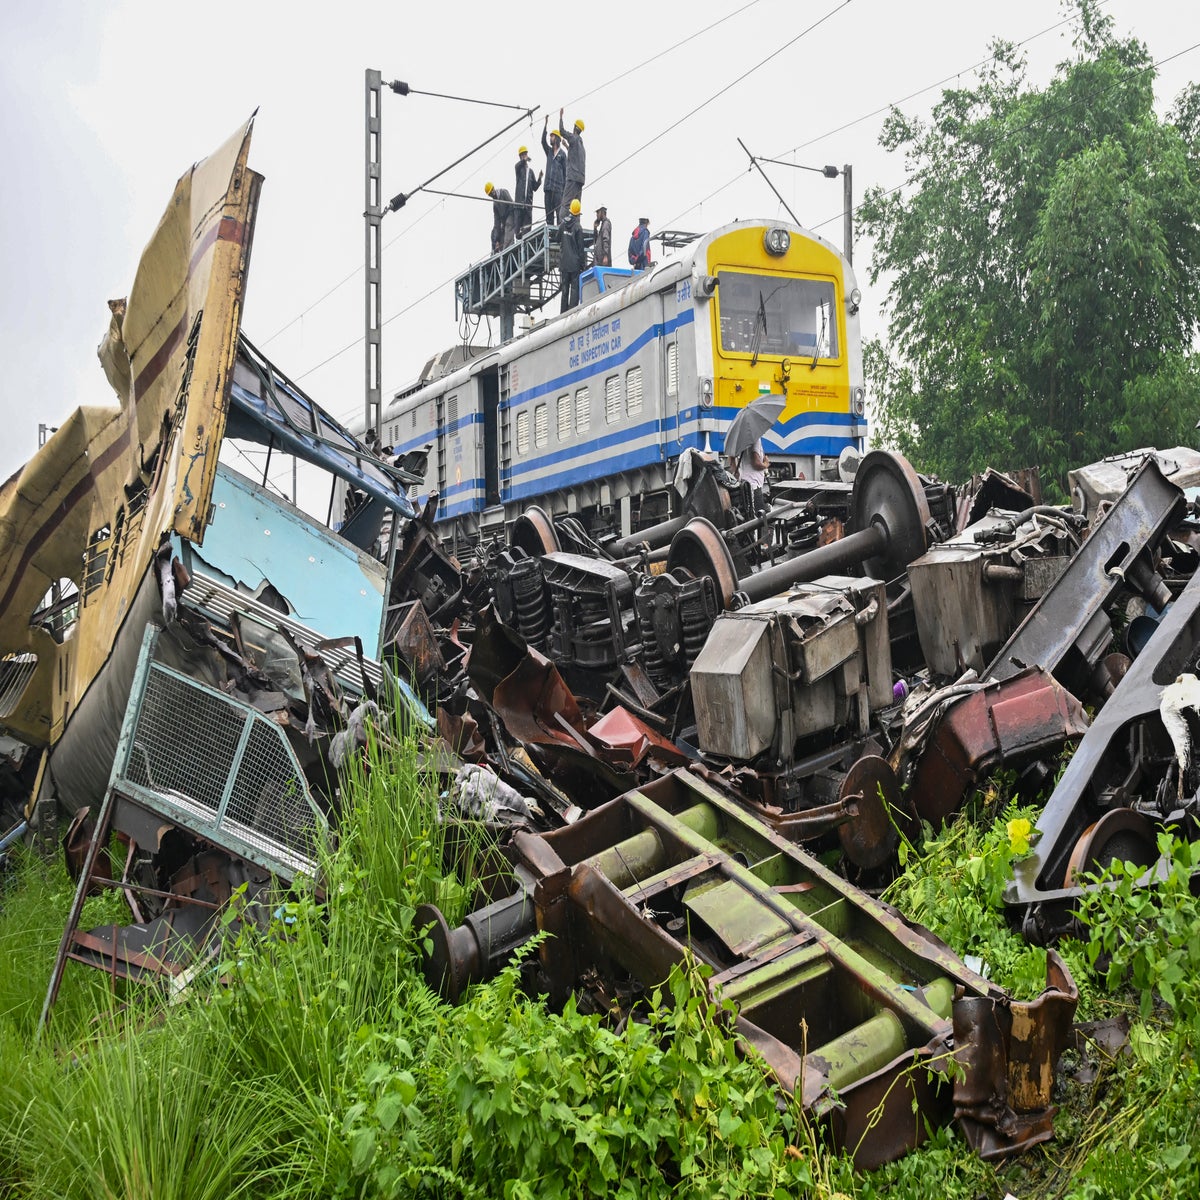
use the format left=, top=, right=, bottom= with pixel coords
left=377, top=219, right=867, bottom=545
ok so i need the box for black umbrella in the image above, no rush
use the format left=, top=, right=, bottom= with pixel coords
left=724, top=393, right=786, bottom=459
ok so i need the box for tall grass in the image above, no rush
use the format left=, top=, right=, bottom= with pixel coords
left=18, top=717, right=1196, bottom=1197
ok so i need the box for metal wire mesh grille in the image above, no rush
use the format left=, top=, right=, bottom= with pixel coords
left=225, top=720, right=317, bottom=859
left=126, top=669, right=246, bottom=810
left=121, top=663, right=318, bottom=873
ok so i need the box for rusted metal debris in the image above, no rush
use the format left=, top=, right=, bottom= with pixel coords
left=416, top=770, right=1078, bottom=1167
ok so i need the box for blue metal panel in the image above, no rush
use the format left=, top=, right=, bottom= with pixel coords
left=190, top=467, right=387, bottom=647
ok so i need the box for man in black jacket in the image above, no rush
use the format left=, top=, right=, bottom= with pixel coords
left=541, top=119, right=566, bottom=227
left=514, top=147, right=541, bottom=237
left=560, top=199, right=585, bottom=312
left=558, top=109, right=586, bottom=223
left=484, top=181, right=516, bottom=252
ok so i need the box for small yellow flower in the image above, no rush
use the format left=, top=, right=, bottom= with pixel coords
left=1007, top=817, right=1033, bottom=856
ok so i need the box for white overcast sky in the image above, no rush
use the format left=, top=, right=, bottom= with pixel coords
left=0, top=0, right=1195, bottom=484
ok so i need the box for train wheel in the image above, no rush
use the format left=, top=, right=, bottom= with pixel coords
left=510, top=505, right=560, bottom=556
left=838, top=756, right=913, bottom=870
left=665, top=517, right=739, bottom=610
left=849, top=451, right=932, bottom=579
left=1062, top=807, right=1158, bottom=887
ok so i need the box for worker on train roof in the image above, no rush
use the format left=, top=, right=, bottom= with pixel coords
left=542, top=116, right=566, bottom=227
left=558, top=107, right=586, bottom=223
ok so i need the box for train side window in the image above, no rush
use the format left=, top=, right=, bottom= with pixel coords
left=575, top=386, right=591, bottom=434
left=666, top=344, right=678, bottom=396
left=604, top=376, right=620, bottom=424
left=81, top=525, right=112, bottom=604
left=516, top=409, right=530, bottom=455
left=534, top=403, right=548, bottom=448
left=626, top=366, right=643, bottom=417
left=557, top=394, right=571, bottom=440
left=0, top=652, right=38, bottom=720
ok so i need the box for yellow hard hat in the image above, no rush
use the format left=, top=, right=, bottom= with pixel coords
left=484, top=182, right=494, bottom=195
left=518, top=146, right=528, bottom=155
left=570, top=199, right=581, bottom=215
left=574, top=118, right=585, bottom=132
left=550, top=128, right=560, bottom=138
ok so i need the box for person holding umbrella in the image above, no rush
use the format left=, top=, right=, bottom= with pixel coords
left=724, top=393, right=786, bottom=509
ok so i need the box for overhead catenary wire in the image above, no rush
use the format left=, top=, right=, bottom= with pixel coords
left=262, top=0, right=771, bottom=349
left=588, top=0, right=853, bottom=190
left=302, top=5, right=1194, bottom=408
left=803, top=37, right=1200, bottom=242
left=658, top=3, right=1117, bottom=231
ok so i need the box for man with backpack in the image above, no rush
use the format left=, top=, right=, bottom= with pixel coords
left=628, top=217, right=652, bottom=270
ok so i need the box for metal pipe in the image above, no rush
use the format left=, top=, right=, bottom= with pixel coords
left=587, top=801, right=722, bottom=889
left=608, top=513, right=690, bottom=557
left=740, top=524, right=886, bottom=603
left=0, top=820, right=28, bottom=852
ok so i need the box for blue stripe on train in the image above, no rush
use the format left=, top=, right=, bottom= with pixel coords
left=504, top=310, right=696, bottom=410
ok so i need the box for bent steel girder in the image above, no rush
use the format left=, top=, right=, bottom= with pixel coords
left=1005, top=567, right=1200, bottom=943
left=420, top=769, right=1077, bottom=1167
left=984, top=458, right=1185, bottom=694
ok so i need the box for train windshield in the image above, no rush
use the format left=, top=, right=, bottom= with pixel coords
left=716, top=272, right=839, bottom=361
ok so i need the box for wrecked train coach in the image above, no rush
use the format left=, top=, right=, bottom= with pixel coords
left=0, top=119, right=431, bottom=1009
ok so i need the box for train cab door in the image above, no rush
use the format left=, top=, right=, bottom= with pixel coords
left=481, top=366, right=502, bottom=508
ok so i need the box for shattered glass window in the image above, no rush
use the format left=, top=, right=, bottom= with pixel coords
left=30, top=579, right=78, bottom=644
left=81, top=526, right=112, bottom=604
left=0, top=653, right=38, bottom=719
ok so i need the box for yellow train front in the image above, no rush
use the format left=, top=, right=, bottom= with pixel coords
left=379, top=219, right=865, bottom=544
left=701, top=221, right=865, bottom=479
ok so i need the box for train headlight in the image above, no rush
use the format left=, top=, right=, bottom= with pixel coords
left=847, top=287, right=861, bottom=315
left=701, top=378, right=714, bottom=408
left=851, top=386, right=866, bottom=416
left=763, top=227, right=791, bottom=256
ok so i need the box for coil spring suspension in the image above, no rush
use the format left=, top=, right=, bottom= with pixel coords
left=680, top=590, right=714, bottom=667
left=510, top=557, right=548, bottom=648
left=636, top=594, right=670, bottom=691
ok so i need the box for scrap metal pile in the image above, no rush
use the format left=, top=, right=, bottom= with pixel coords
left=393, top=441, right=1200, bottom=1163
left=6, top=116, right=1200, bottom=1168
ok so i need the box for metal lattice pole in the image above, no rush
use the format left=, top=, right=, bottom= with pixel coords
left=365, top=69, right=383, bottom=444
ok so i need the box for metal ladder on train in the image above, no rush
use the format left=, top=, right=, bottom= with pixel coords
left=498, top=363, right=513, bottom=508
left=435, top=393, right=447, bottom=497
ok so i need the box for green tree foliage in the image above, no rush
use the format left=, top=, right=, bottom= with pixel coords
left=860, top=1, right=1200, bottom=488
